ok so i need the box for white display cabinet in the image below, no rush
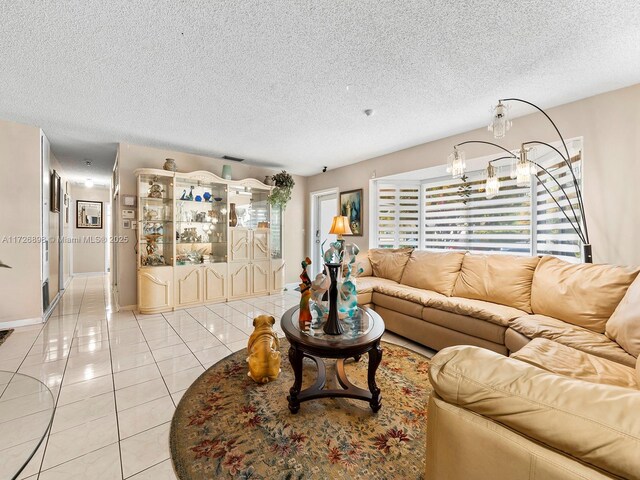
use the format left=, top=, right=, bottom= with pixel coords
left=135, top=169, right=283, bottom=314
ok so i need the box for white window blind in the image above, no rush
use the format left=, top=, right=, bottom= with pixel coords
left=423, top=173, right=531, bottom=255
left=373, top=148, right=583, bottom=262
left=375, top=183, right=420, bottom=248
left=535, top=153, right=582, bottom=262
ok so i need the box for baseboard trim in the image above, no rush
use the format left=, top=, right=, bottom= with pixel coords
left=118, top=304, right=137, bottom=311
left=0, top=317, right=44, bottom=329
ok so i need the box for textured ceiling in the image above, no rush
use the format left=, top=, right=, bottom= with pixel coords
left=1, top=1, right=640, bottom=181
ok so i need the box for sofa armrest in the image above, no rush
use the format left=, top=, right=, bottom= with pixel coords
left=429, top=346, right=640, bottom=479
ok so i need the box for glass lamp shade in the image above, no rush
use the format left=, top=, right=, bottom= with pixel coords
left=516, top=149, right=531, bottom=187
left=485, top=164, right=500, bottom=199
left=447, top=147, right=466, bottom=178
left=488, top=101, right=512, bottom=139
left=329, top=215, right=352, bottom=237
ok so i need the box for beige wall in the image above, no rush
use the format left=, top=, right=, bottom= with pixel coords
left=0, top=119, right=43, bottom=324
left=71, top=185, right=110, bottom=274
left=115, top=143, right=307, bottom=308
left=306, top=84, right=640, bottom=267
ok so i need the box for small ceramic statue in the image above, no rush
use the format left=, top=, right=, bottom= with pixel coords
left=310, top=270, right=331, bottom=315
left=339, top=244, right=362, bottom=319
left=321, top=240, right=343, bottom=265
left=188, top=186, right=194, bottom=201
left=148, top=177, right=164, bottom=198
left=246, top=315, right=281, bottom=383
left=299, top=257, right=313, bottom=329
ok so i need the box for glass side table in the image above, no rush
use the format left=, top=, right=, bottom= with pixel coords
left=280, top=306, right=385, bottom=414
left=0, top=371, right=55, bottom=480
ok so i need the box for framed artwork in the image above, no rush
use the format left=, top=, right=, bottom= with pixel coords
left=340, top=189, right=363, bottom=236
left=50, top=170, right=61, bottom=213
left=76, top=200, right=103, bottom=229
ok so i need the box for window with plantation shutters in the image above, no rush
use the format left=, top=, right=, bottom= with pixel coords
left=372, top=143, right=583, bottom=262
left=535, top=153, right=583, bottom=262
left=422, top=172, right=531, bottom=254
left=375, top=183, right=420, bottom=248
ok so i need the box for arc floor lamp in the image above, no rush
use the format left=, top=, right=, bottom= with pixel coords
left=448, top=98, right=591, bottom=263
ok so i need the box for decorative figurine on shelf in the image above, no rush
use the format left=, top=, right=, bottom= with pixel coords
left=188, top=186, right=194, bottom=201
left=203, top=192, right=212, bottom=202
left=299, top=257, right=313, bottom=330
left=148, top=177, right=164, bottom=198
left=339, top=244, right=362, bottom=319
left=310, top=270, right=330, bottom=315
left=229, top=203, right=238, bottom=227
left=163, top=158, right=177, bottom=172
left=246, top=315, right=281, bottom=384
left=195, top=195, right=202, bottom=202
left=180, top=189, right=188, bottom=200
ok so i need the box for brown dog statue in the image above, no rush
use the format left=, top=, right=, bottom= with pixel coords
left=247, top=315, right=281, bottom=384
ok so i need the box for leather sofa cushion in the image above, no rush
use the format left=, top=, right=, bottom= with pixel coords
left=357, top=292, right=372, bottom=305
left=606, top=275, right=640, bottom=357
left=373, top=282, right=446, bottom=306
left=531, top=256, right=640, bottom=333
left=355, top=251, right=373, bottom=277
left=511, top=338, right=638, bottom=389
left=510, top=314, right=636, bottom=367
left=429, top=345, right=640, bottom=480
left=429, top=297, right=527, bottom=327
left=369, top=248, right=413, bottom=282
left=355, top=276, right=398, bottom=294
left=400, top=250, right=464, bottom=296
left=452, top=254, right=540, bottom=313
left=422, top=307, right=506, bottom=344
left=372, top=292, right=424, bottom=319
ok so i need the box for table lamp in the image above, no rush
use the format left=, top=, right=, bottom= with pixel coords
left=329, top=215, right=352, bottom=255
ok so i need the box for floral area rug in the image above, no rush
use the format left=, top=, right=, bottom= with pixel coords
left=170, top=340, right=432, bottom=480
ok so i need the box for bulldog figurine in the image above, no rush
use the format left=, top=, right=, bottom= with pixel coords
left=247, top=315, right=281, bottom=384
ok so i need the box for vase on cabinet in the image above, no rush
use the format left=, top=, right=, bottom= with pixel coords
left=229, top=203, right=238, bottom=227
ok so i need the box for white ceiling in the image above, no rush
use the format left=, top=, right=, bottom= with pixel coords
left=1, top=1, right=640, bottom=182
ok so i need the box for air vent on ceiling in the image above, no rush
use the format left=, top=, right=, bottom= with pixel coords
left=222, top=155, right=244, bottom=162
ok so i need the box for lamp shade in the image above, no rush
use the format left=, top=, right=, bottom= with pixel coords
left=329, top=215, right=353, bottom=236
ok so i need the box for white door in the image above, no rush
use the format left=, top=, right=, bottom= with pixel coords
left=312, top=192, right=338, bottom=275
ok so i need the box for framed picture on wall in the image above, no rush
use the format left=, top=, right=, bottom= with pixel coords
left=50, top=170, right=61, bottom=213
left=76, top=200, right=103, bottom=229
left=340, top=189, right=363, bottom=236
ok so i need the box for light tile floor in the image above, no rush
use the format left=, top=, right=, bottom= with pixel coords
left=0, top=274, right=435, bottom=479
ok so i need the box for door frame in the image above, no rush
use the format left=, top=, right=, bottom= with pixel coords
left=309, top=187, right=339, bottom=275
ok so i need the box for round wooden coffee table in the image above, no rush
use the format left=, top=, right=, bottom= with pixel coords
left=280, top=306, right=385, bottom=414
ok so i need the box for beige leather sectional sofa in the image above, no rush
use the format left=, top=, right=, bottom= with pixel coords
left=354, top=248, right=640, bottom=479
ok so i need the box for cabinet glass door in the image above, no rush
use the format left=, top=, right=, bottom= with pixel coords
left=228, top=186, right=270, bottom=229
left=139, top=174, right=174, bottom=267
left=270, top=204, right=282, bottom=260
left=175, top=179, right=228, bottom=265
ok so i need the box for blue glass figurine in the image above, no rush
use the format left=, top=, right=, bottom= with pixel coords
left=203, top=192, right=212, bottom=202
left=339, top=244, right=362, bottom=319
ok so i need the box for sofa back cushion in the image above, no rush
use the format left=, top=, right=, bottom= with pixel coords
left=355, top=251, right=373, bottom=277
left=531, top=256, right=639, bottom=334
left=606, top=275, right=640, bottom=357
left=400, top=250, right=464, bottom=296
left=452, top=254, right=540, bottom=313
left=369, top=248, right=413, bottom=282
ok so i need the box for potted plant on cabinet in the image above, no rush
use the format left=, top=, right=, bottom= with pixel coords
left=268, top=171, right=295, bottom=209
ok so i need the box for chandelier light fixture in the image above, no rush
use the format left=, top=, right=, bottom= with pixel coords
left=447, top=98, right=591, bottom=262
left=488, top=101, right=512, bottom=138
left=447, top=146, right=466, bottom=178
left=484, top=162, right=499, bottom=199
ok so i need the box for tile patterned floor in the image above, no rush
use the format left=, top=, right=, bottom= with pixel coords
left=0, top=274, right=435, bottom=479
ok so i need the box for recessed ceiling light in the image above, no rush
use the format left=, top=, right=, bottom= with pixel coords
left=364, top=109, right=374, bottom=116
